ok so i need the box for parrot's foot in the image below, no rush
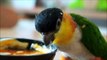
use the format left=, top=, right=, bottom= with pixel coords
left=60, top=55, right=72, bottom=60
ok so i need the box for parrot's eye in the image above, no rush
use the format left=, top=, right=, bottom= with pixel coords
left=56, top=18, right=61, bottom=31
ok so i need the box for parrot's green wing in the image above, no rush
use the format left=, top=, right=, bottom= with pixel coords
left=70, top=13, right=107, bottom=60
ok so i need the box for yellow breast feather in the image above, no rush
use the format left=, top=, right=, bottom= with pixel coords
left=53, top=13, right=77, bottom=46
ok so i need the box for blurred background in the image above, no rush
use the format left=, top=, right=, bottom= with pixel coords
left=0, top=0, right=107, bottom=39
left=0, top=0, right=107, bottom=59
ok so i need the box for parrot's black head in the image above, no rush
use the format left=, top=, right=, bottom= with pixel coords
left=35, top=8, right=63, bottom=33
left=35, top=8, right=63, bottom=45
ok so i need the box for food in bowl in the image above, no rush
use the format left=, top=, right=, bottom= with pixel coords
left=0, top=38, right=57, bottom=60
left=0, top=49, right=44, bottom=56
left=0, top=38, right=55, bottom=56
left=0, top=38, right=28, bottom=50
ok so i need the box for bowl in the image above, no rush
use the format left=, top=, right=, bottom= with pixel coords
left=0, top=38, right=57, bottom=60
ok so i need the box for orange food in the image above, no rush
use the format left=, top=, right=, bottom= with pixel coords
left=0, top=49, right=44, bottom=56
left=0, top=39, right=48, bottom=56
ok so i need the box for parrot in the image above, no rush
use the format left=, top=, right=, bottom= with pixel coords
left=35, top=8, right=107, bottom=60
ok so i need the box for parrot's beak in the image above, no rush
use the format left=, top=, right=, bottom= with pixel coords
left=43, top=32, right=55, bottom=45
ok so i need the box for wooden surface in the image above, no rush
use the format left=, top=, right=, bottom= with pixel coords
left=0, top=19, right=107, bottom=60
